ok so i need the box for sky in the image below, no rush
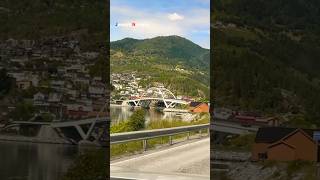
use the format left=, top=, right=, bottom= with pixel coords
left=110, top=0, right=210, bottom=49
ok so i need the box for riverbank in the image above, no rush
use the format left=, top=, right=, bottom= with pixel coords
left=0, top=134, right=72, bottom=144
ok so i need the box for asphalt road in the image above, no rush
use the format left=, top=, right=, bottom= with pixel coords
left=110, top=138, right=210, bottom=180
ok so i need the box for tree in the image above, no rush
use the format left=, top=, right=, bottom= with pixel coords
left=63, top=149, right=107, bottom=180
left=89, top=56, right=109, bottom=83
left=10, top=101, right=35, bottom=121
left=0, top=68, right=13, bottom=97
left=127, top=109, right=146, bottom=131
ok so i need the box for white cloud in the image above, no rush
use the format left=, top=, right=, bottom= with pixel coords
left=168, top=13, right=184, bottom=21
left=111, top=5, right=209, bottom=48
left=115, top=19, right=184, bottom=39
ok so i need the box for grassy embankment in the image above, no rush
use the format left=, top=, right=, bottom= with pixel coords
left=110, top=110, right=209, bottom=158
left=213, top=133, right=256, bottom=152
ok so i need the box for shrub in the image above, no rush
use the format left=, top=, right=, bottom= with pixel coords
left=127, top=109, right=146, bottom=131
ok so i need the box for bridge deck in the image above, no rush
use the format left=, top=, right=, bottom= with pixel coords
left=10, top=117, right=109, bottom=128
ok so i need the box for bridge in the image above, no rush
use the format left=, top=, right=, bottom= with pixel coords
left=122, top=87, right=189, bottom=108
left=2, top=117, right=109, bottom=144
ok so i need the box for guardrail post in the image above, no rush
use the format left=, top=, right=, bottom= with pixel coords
left=187, top=132, right=190, bottom=140
left=143, top=139, right=147, bottom=151
left=169, top=135, right=173, bottom=145
left=199, top=129, right=202, bottom=138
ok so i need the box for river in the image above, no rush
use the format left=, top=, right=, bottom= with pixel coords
left=0, top=106, right=186, bottom=180
left=0, top=141, right=78, bottom=180
left=110, top=106, right=189, bottom=124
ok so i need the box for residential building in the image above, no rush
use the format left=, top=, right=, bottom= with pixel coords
left=252, top=127, right=318, bottom=162
left=16, top=80, right=32, bottom=90
left=64, top=104, right=93, bottom=119
left=33, top=92, right=46, bottom=105
left=189, top=102, right=209, bottom=113
left=48, top=93, right=62, bottom=103
left=88, top=86, right=105, bottom=98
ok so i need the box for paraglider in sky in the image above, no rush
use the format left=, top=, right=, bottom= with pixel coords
left=115, top=21, right=148, bottom=28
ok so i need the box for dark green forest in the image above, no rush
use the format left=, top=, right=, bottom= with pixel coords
left=1, top=0, right=108, bottom=50
left=213, top=0, right=320, bottom=126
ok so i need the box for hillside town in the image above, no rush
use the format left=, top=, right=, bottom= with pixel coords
left=0, top=37, right=108, bottom=125
left=111, top=73, right=148, bottom=100
left=111, top=72, right=200, bottom=102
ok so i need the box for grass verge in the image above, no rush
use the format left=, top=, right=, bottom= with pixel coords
left=111, top=116, right=209, bottom=158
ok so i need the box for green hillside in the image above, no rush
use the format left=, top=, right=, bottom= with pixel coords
left=111, top=36, right=209, bottom=71
left=1, top=0, right=107, bottom=50
left=111, top=36, right=210, bottom=99
left=213, top=0, right=320, bottom=126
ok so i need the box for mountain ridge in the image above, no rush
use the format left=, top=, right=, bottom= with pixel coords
left=111, top=35, right=210, bottom=71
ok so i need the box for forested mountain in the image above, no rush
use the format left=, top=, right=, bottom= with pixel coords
left=111, top=36, right=210, bottom=99
left=214, top=0, right=320, bottom=31
left=213, top=0, right=320, bottom=126
left=1, top=0, right=107, bottom=50
left=111, top=36, right=209, bottom=71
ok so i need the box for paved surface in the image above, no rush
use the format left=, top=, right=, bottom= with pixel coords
left=111, top=138, right=210, bottom=180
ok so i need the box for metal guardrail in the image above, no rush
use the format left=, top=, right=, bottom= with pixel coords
left=211, top=121, right=258, bottom=133
left=111, top=123, right=209, bottom=151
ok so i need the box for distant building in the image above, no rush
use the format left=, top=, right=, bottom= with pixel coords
left=64, top=104, right=93, bottom=119
left=189, top=102, right=209, bottom=113
left=10, top=72, right=39, bottom=89
left=48, top=93, right=62, bottom=103
left=252, top=127, right=318, bottom=162
left=213, top=108, right=233, bottom=120
left=233, top=115, right=279, bottom=127
left=33, top=92, right=46, bottom=105
left=51, top=80, right=65, bottom=90
left=66, top=89, right=78, bottom=100
left=16, top=80, right=32, bottom=90
left=113, top=84, right=122, bottom=90
left=88, top=86, right=105, bottom=98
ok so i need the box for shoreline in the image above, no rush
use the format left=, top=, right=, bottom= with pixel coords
left=0, top=134, right=108, bottom=147
left=0, top=134, right=73, bottom=145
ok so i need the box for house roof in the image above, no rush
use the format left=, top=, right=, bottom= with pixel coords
left=268, top=141, right=296, bottom=149
left=255, top=127, right=314, bottom=143
left=190, top=102, right=206, bottom=107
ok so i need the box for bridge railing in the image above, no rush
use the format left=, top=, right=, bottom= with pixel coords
left=111, top=123, right=209, bottom=151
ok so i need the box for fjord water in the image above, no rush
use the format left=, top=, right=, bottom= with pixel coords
left=110, top=106, right=184, bottom=124
left=0, top=141, right=78, bottom=180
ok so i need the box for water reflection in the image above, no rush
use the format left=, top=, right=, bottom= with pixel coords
left=110, top=106, right=185, bottom=124
left=0, top=141, right=77, bottom=180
